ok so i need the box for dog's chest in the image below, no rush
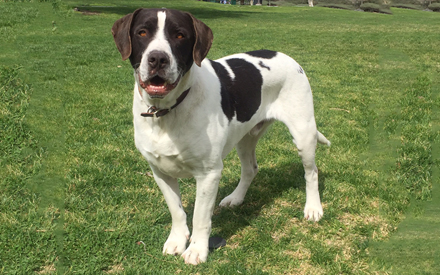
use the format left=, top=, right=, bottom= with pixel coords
left=144, top=152, right=192, bottom=179
left=134, top=124, right=194, bottom=178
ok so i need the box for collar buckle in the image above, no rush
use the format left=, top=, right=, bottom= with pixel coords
left=140, top=88, right=190, bottom=118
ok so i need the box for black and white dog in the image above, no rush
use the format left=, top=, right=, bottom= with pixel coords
left=112, top=8, right=330, bottom=265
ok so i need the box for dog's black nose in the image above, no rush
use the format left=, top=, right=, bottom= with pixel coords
left=148, top=51, right=169, bottom=72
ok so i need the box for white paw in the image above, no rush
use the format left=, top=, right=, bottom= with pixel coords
left=181, top=241, right=209, bottom=265
left=304, top=203, right=323, bottom=222
left=162, top=228, right=189, bottom=256
left=219, top=194, right=244, bottom=207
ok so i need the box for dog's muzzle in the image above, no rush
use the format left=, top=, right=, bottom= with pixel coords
left=138, top=50, right=180, bottom=98
left=138, top=74, right=180, bottom=99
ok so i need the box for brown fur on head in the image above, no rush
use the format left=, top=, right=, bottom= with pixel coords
left=111, top=8, right=213, bottom=67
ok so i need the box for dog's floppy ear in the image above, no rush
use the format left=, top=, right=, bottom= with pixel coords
left=188, top=13, right=213, bottom=67
left=112, top=9, right=142, bottom=61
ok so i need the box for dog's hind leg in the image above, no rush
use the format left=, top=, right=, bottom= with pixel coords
left=219, top=120, right=273, bottom=207
left=282, top=115, right=324, bottom=222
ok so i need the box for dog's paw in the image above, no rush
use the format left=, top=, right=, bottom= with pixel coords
left=219, top=194, right=244, bottom=207
left=304, top=204, right=323, bottom=222
left=163, top=229, right=190, bottom=256
left=181, top=241, right=209, bottom=265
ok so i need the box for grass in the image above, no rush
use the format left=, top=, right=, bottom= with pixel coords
left=0, top=0, right=439, bottom=274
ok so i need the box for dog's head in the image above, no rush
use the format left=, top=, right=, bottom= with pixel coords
left=112, top=9, right=213, bottom=99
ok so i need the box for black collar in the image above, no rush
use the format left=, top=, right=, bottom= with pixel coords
left=140, top=88, right=190, bottom=118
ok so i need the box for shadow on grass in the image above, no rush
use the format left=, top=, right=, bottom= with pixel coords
left=209, top=160, right=327, bottom=240
left=74, top=5, right=254, bottom=19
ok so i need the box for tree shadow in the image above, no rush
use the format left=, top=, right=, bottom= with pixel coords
left=73, top=5, right=254, bottom=19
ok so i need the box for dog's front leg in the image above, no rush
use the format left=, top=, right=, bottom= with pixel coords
left=182, top=170, right=222, bottom=265
left=151, top=167, right=190, bottom=256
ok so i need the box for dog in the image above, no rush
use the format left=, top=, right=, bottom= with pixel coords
left=112, top=8, right=330, bottom=265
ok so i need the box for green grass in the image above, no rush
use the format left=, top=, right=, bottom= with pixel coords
left=1, top=0, right=439, bottom=274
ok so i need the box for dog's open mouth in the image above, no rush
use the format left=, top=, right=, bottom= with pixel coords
left=139, top=75, right=180, bottom=98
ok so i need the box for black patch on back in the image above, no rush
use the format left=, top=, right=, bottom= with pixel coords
left=210, top=59, right=262, bottom=122
left=246, top=50, right=277, bottom=59
left=210, top=60, right=235, bottom=121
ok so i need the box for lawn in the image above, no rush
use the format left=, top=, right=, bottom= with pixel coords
left=0, top=0, right=439, bottom=274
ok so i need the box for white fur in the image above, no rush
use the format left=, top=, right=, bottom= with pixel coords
left=132, top=17, right=329, bottom=265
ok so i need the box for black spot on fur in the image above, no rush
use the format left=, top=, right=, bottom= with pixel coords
left=210, top=60, right=235, bottom=121
left=210, top=59, right=262, bottom=122
left=259, top=61, right=270, bottom=71
left=246, top=50, right=277, bottom=59
left=227, top=58, right=262, bottom=122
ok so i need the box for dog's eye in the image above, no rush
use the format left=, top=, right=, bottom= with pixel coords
left=139, top=30, right=147, bottom=37
left=176, top=33, right=184, bottom=39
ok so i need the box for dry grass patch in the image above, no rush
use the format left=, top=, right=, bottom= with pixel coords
left=104, top=263, right=124, bottom=274
left=37, top=264, right=56, bottom=274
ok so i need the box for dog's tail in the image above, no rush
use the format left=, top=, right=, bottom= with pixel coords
left=317, top=131, right=331, bottom=146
